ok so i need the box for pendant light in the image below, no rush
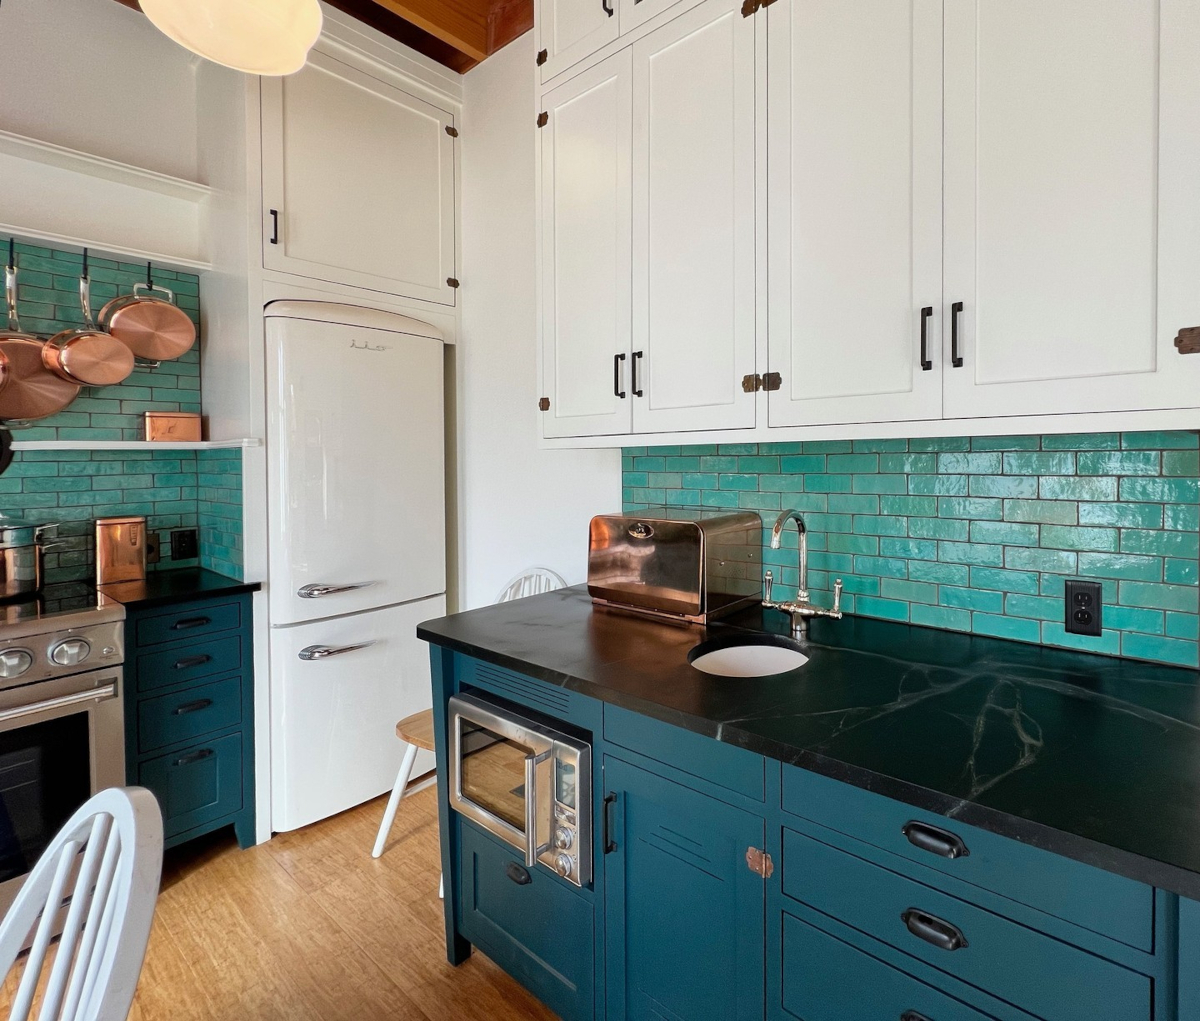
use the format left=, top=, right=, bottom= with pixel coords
left=139, top=0, right=323, bottom=76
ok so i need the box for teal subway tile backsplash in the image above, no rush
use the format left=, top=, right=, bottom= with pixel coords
left=624, top=431, right=1200, bottom=669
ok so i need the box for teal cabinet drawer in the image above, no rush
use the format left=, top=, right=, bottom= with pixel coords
left=782, top=829, right=1151, bottom=1021
left=458, top=821, right=594, bottom=1021
left=137, top=675, right=242, bottom=753
left=603, top=703, right=765, bottom=802
left=782, top=765, right=1153, bottom=952
left=135, top=600, right=242, bottom=646
left=136, top=635, right=242, bottom=693
left=782, top=913, right=1012, bottom=1021
left=139, top=732, right=243, bottom=837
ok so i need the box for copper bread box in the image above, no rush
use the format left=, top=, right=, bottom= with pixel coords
left=588, top=509, right=763, bottom=623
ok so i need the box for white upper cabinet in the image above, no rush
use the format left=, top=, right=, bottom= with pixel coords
left=942, top=0, right=1200, bottom=418
left=261, top=49, right=457, bottom=305
left=539, top=52, right=634, bottom=438
left=630, top=0, right=757, bottom=434
left=537, top=0, right=620, bottom=82
left=767, top=0, right=943, bottom=427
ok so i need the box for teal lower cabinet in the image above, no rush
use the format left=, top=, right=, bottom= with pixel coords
left=124, top=592, right=255, bottom=850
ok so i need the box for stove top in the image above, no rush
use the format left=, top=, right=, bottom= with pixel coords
left=0, top=583, right=125, bottom=688
left=0, top=582, right=124, bottom=634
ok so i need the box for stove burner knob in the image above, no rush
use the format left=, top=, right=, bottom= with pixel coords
left=554, top=853, right=573, bottom=879
left=50, top=638, right=91, bottom=667
left=0, top=649, right=33, bottom=679
left=553, top=827, right=574, bottom=850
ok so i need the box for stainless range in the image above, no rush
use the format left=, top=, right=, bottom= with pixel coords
left=0, top=582, right=125, bottom=913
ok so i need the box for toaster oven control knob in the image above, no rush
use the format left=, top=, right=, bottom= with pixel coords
left=50, top=638, right=91, bottom=667
left=0, top=649, right=32, bottom=678
left=553, top=827, right=574, bottom=851
left=554, top=853, right=573, bottom=879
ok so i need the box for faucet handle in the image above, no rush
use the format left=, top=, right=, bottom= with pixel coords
left=764, top=570, right=773, bottom=605
left=832, top=578, right=844, bottom=614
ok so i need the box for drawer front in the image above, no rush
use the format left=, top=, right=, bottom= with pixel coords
left=782, top=764, right=1153, bottom=951
left=136, top=636, right=242, bottom=693
left=139, top=732, right=243, bottom=837
left=138, top=675, right=242, bottom=753
left=458, top=820, right=594, bottom=1021
left=783, top=829, right=1151, bottom=1021
left=783, top=912, right=1005, bottom=1021
left=135, top=600, right=242, bottom=647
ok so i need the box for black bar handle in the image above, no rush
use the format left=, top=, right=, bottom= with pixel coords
left=901, top=908, right=969, bottom=952
left=631, top=351, right=644, bottom=398
left=919, top=306, right=933, bottom=371
left=950, top=300, right=964, bottom=367
left=603, top=792, right=618, bottom=854
left=505, top=861, right=532, bottom=885
left=173, top=698, right=214, bottom=716
left=602, top=0, right=614, bottom=15
left=173, top=748, right=215, bottom=767
left=902, top=821, right=969, bottom=860
left=173, top=654, right=212, bottom=671
left=171, top=616, right=212, bottom=631
left=901, top=1013, right=934, bottom=1021
left=613, top=352, right=627, bottom=399
left=269, top=209, right=280, bottom=245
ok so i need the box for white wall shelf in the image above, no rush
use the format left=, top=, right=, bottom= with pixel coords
left=10, top=439, right=260, bottom=452
left=0, top=130, right=213, bottom=272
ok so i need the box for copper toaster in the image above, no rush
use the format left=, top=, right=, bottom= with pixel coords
left=588, top=509, right=763, bottom=623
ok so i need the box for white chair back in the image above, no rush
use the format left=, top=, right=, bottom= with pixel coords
left=496, top=567, right=567, bottom=604
left=0, top=787, right=163, bottom=1021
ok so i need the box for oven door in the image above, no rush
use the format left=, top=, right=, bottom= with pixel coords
left=449, top=693, right=554, bottom=866
left=0, top=669, right=123, bottom=909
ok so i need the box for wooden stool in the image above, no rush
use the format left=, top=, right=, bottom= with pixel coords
left=371, top=710, right=436, bottom=860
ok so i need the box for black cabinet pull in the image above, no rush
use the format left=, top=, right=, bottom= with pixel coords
left=901, top=1013, right=933, bottom=1021
left=173, top=654, right=212, bottom=671
left=603, top=792, right=618, bottom=854
left=173, top=698, right=213, bottom=716
left=631, top=351, right=644, bottom=397
left=901, top=907, right=969, bottom=952
left=919, top=306, right=933, bottom=371
left=173, top=748, right=214, bottom=767
left=171, top=616, right=212, bottom=631
left=950, top=300, right=964, bottom=367
left=613, top=352, right=627, bottom=399
left=602, top=0, right=614, bottom=15
left=505, top=861, right=532, bottom=885
left=269, top=209, right=280, bottom=245
left=902, top=821, right=969, bottom=860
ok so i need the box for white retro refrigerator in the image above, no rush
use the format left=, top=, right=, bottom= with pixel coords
left=264, top=301, right=445, bottom=832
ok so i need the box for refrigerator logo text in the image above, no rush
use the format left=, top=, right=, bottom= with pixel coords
left=349, top=338, right=391, bottom=352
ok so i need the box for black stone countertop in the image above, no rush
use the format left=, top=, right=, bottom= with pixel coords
left=418, top=586, right=1200, bottom=900
left=98, top=568, right=260, bottom=610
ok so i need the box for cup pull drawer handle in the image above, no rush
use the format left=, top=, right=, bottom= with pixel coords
left=505, top=861, right=532, bottom=885
left=902, top=821, right=969, bottom=859
left=171, top=616, right=212, bottom=631
left=901, top=1013, right=933, bottom=1021
left=174, top=654, right=212, bottom=671
left=173, top=698, right=214, bottom=715
left=174, top=748, right=214, bottom=767
left=901, top=908, right=969, bottom=952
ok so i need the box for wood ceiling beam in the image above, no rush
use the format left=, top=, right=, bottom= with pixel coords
left=366, top=0, right=490, bottom=62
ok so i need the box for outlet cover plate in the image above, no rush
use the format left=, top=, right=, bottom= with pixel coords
left=1065, top=580, right=1103, bottom=637
left=171, top=528, right=199, bottom=562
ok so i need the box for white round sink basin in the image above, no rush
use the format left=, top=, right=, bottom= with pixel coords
left=688, top=634, right=809, bottom=678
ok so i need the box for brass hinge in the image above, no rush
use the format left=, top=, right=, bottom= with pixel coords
left=741, top=373, right=761, bottom=393
left=447, top=277, right=460, bottom=288
left=537, top=111, right=549, bottom=128
left=762, top=371, right=782, bottom=392
left=746, top=847, right=774, bottom=879
left=538, top=397, right=550, bottom=411
left=1176, top=326, right=1200, bottom=354
left=445, top=125, right=459, bottom=138
left=536, top=48, right=548, bottom=65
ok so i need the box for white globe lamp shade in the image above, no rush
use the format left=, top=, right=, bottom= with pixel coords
left=139, top=0, right=323, bottom=76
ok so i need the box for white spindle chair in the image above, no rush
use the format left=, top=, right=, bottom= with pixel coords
left=0, top=787, right=163, bottom=1021
left=494, top=567, right=567, bottom=604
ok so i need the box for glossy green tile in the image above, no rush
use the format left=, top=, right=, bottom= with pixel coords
left=1041, top=433, right=1121, bottom=450
left=1038, top=476, right=1118, bottom=501
left=1077, top=552, right=1163, bottom=581
left=1119, top=581, right=1199, bottom=613
left=880, top=579, right=938, bottom=605
left=827, top=533, right=879, bottom=555
left=700, top=455, right=738, bottom=472
left=940, top=586, right=1004, bottom=613
left=938, top=497, right=1004, bottom=520
left=1120, top=632, right=1199, bottom=668
left=880, top=453, right=937, bottom=473
left=970, top=567, right=1041, bottom=595
left=910, top=437, right=970, bottom=452
left=681, top=473, right=718, bottom=490
left=1002, top=499, right=1078, bottom=525
left=1004, top=593, right=1062, bottom=620
left=1163, top=450, right=1200, bottom=477
left=663, top=456, right=701, bottom=471
left=851, top=516, right=908, bottom=537
left=738, top=455, right=779, bottom=473
left=880, top=496, right=938, bottom=517
left=1105, top=606, right=1164, bottom=635
left=908, top=561, right=969, bottom=586
left=804, top=475, right=854, bottom=493
left=969, top=475, right=1038, bottom=498
left=852, top=556, right=908, bottom=579
left=937, top=452, right=1002, bottom=474
left=969, top=521, right=1039, bottom=546
left=1121, top=430, right=1198, bottom=449
left=827, top=453, right=879, bottom=473
left=1005, top=547, right=1077, bottom=573
left=1165, top=612, right=1200, bottom=641
left=973, top=613, right=1041, bottom=643
left=910, top=603, right=972, bottom=631
left=717, top=443, right=757, bottom=455
left=851, top=438, right=909, bottom=452
left=1165, top=559, right=1200, bottom=586
left=718, top=474, right=758, bottom=491
left=1041, top=623, right=1122, bottom=656
left=1077, top=502, right=1163, bottom=528
left=1120, top=477, right=1200, bottom=503
left=1041, top=525, right=1119, bottom=553
left=909, top=518, right=970, bottom=541
left=758, top=475, right=807, bottom=493
left=968, top=434, right=1042, bottom=451
left=879, top=537, right=938, bottom=560
left=939, top=541, right=1004, bottom=566
left=647, top=472, right=682, bottom=489
left=1121, top=528, right=1198, bottom=559
left=779, top=454, right=827, bottom=473
left=855, top=595, right=910, bottom=621
left=827, top=494, right=879, bottom=515
left=1077, top=451, right=1160, bottom=476
left=852, top=474, right=908, bottom=494
left=1165, top=503, right=1200, bottom=531
left=909, top=474, right=968, bottom=496
left=1003, top=452, right=1075, bottom=475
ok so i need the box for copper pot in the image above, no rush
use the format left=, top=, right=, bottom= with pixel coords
left=98, top=263, right=196, bottom=363
left=42, top=257, right=135, bottom=387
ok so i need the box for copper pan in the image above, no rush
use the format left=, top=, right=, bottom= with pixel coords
left=98, top=262, right=196, bottom=363
left=42, top=252, right=135, bottom=387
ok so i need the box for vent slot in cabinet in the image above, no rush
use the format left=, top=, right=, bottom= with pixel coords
left=469, top=662, right=573, bottom=717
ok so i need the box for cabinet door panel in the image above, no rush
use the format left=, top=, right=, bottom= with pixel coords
left=631, top=0, right=757, bottom=434
left=261, top=49, right=456, bottom=305
left=540, top=52, right=634, bottom=438
left=538, top=0, right=620, bottom=82
left=604, top=755, right=764, bottom=1021
left=767, top=0, right=943, bottom=427
left=943, top=0, right=1200, bottom=416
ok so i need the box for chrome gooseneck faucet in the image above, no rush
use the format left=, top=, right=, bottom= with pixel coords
left=762, top=508, right=843, bottom=638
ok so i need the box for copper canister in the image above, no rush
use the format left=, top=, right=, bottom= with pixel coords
left=145, top=411, right=202, bottom=442
left=95, top=516, right=146, bottom=585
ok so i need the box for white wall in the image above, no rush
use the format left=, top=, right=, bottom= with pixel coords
left=458, top=33, right=621, bottom=609
left=0, top=0, right=199, bottom=180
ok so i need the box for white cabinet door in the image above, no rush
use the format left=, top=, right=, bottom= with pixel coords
left=943, top=0, right=1200, bottom=418
left=538, top=0, right=620, bottom=83
left=767, top=0, right=943, bottom=427
left=261, top=49, right=457, bottom=305
left=539, top=52, right=634, bottom=439
left=631, top=0, right=757, bottom=434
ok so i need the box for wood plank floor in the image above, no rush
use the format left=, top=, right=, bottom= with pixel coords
left=3, top=786, right=557, bottom=1021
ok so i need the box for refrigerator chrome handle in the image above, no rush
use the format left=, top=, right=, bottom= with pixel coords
left=297, top=582, right=373, bottom=599
left=298, top=641, right=378, bottom=661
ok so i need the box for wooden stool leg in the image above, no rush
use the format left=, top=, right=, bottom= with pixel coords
left=372, top=742, right=419, bottom=858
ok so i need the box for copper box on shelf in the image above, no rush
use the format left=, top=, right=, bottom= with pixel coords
left=145, top=412, right=202, bottom=442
